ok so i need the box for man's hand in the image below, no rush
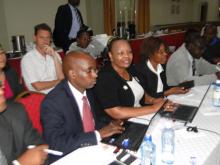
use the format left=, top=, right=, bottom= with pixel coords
left=98, top=120, right=125, bottom=139
left=43, top=45, right=56, bottom=57
left=17, top=144, right=48, bottom=165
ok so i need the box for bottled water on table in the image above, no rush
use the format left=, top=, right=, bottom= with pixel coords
left=161, top=123, right=175, bottom=164
left=140, top=134, right=156, bottom=165
left=213, top=80, right=220, bottom=107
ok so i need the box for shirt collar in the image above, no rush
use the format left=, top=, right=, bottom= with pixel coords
left=67, top=81, right=86, bottom=99
left=147, top=60, right=163, bottom=75
left=68, top=3, right=76, bottom=11
left=183, top=43, right=193, bottom=63
left=34, top=47, right=47, bottom=60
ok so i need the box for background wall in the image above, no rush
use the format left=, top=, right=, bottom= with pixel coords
left=150, top=0, right=220, bottom=27
left=150, top=0, right=193, bottom=26
left=1, top=0, right=220, bottom=50
left=0, top=0, right=8, bottom=49
left=0, top=0, right=88, bottom=50
left=85, top=0, right=104, bottom=35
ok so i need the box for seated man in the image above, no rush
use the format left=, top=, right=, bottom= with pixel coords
left=202, top=24, right=220, bottom=64
left=68, top=26, right=101, bottom=58
left=41, top=51, right=124, bottom=163
left=21, top=23, right=64, bottom=94
left=166, top=32, right=220, bottom=86
left=0, top=87, right=48, bottom=165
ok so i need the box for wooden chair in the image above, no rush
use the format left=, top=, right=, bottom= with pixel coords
left=15, top=91, right=45, bottom=133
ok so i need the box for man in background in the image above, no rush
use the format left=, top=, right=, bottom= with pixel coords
left=202, top=24, right=220, bottom=64
left=41, top=51, right=124, bottom=163
left=21, top=23, right=64, bottom=94
left=53, top=0, right=84, bottom=52
left=166, top=32, right=220, bottom=86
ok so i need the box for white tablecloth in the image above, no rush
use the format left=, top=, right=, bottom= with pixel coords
left=52, top=85, right=220, bottom=165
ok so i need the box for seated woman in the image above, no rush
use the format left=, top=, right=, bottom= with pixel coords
left=135, top=37, right=188, bottom=98
left=0, top=44, right=23, bottom=99
left=68, top=26, right=101, bottom=58
left=93, top=37, right=166, bottom=124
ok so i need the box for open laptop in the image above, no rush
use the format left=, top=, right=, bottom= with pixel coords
left=160, top=84, right=211, bottom=123
left=101, top=121, right=148, bottom=151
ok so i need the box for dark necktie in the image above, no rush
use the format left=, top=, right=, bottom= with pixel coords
left=192, top=59, right=196, bottom=76
left=82, top=96, right=95, bottom=132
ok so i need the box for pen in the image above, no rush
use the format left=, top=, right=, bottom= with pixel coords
left=43, top=149, right=63, bottom=156
left=27, top=145, right=63, bottom=156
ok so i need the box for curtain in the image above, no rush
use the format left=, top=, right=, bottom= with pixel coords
left=103, top=0, right=150, bottom=35
left=103, top=0, right=115, bottom=35
left=136, top=0, right=150, bottom=34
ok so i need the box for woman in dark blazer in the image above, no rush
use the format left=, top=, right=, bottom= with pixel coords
left=0, top=45, right=23, bottom=99
left=135, top=37, right=188, bottom=98
left=93, top=38, right=166, bottom=124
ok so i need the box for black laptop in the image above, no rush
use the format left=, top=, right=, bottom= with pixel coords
left=101, top=121, right=148, bottom=151
left=160, top=84, right=211, bottom=123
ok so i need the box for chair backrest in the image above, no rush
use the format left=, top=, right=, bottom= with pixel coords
left=15, top=91, right=45, bottom=133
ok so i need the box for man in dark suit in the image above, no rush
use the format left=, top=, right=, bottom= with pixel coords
left=202, top=24, right=220, bottom=64
left=53, top=0, right=84, bottom=52
left=41, top=51, right=124, bottom=163
left=0, top=87, right=48, bottom=164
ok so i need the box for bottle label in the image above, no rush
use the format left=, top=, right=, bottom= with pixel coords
left=213, top=91, right=220, bottom=106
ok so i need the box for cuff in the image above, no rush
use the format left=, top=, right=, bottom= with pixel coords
left=12, top=160, right=21, bottom=165
left=95, top=130, right=101, bottom=142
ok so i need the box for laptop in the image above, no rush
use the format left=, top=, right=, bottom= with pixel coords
left=160, top=84, right=211, bottom=123
left=101, top=121, right=148, bottom=151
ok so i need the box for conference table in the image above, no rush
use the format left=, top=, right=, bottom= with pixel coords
left=52, top=85, right=220, bottom=165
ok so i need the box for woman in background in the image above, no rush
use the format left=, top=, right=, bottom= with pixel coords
left=0, top=44, right=23, bottom=99
left=135, top=37, right=188, bottom=98
left=93, top=37, right=167, bottom=124
left=68, top=26, right=101, bottom=58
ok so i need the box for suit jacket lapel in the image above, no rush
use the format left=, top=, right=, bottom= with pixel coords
left=62, top=80, right=84, bottom=130
left=0, top=115, right=14, bottom=161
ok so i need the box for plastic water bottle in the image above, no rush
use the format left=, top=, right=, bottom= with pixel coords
left=161, top=123, right=175, bottom=164
left=141, top=134, right=156, bottom=165
left=213, top=80, right=220, bottom=107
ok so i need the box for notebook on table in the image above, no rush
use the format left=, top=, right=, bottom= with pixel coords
left=101, top=121, right=148, bottom=151
left=160, top=84, right=211, bottom=123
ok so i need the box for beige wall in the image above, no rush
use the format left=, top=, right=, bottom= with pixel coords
left=0, top=0, right=8, bottom=49
left=85, top=0, right=104, bottom=35
left=1, top=0, right=88, bottom=51
left=150, top=0, right=220, bottom=27
left=150, top=0, right=193, bottom=26
left=1, top=0, right=220, bottom=50
left=192, top=0, right=220, bottom=22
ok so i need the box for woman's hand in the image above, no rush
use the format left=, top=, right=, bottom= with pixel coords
left=165, top=87, right=189, bottom=96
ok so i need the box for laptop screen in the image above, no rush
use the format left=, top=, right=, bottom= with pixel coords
left=160, top=84, right=211, bottom=123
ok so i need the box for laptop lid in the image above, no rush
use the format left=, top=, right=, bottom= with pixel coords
left=160, top=84, right=211, bottom=123
left=101, top=121, right=148, bottom=151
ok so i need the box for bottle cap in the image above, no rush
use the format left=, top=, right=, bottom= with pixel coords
left=164, top=122, right=173, bottom=129
left=144, top=134, right=152, bottom=142
left=215, top=80, right=220, bottom=86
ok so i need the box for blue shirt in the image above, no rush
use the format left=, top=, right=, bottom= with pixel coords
left=68, top=4, right=81, bottom=39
